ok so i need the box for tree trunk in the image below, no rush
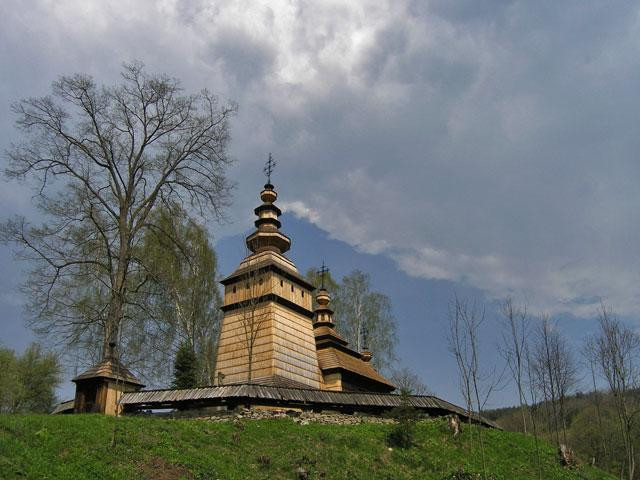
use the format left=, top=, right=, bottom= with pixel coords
left=103, top=225, right=130, bottom=358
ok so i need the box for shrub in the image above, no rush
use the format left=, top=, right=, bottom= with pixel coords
left=440, top=468, right=482, bottom=479
left=387, top=389, right=418, bottom=448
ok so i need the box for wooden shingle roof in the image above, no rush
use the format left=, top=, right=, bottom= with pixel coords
left=119, top=383, right=499, bottom=428
left=317, top=347, right=395, bottom=389
left=73, top=357, right=144, bottom=387
left=311, top=287, right=394, bottom=392
left=51, top=399, right=74, bottom=414
left=239, top=374, right=313, bottom=389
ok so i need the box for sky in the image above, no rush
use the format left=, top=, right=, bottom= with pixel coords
left=1, top=0, right=639, bottom=407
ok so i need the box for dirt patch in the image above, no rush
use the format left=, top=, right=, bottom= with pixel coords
left=139, top=457, right=194, bottom=480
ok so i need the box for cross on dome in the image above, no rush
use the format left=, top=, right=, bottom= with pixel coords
left=263, top=153, right=276, bottom=184
left=318, top=261, right=330, bottom=289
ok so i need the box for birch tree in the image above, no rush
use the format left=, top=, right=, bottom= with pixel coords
left=332, top=270, right=397, bottom=371
left=140, top=204, right=222, bottom=385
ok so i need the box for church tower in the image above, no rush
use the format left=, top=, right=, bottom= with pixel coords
left=214, top=161, right=322, bottom=388
left=313, top=285, right=395, bottom=393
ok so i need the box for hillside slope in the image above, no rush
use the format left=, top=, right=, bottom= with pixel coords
left=484, top=390, right=640, bottom=478
left=0, top=414, right=613, bottom=480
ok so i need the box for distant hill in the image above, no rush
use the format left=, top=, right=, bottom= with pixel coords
left=0, top=414, right=613, bottom=479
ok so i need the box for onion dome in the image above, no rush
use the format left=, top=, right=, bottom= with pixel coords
left=313, top=288, right=348, bottom=347
left=246, top=183, right=291, bottom=254
left=313, top=286, right=392, bottom=391
left=313, top=288, right=335, bottom=327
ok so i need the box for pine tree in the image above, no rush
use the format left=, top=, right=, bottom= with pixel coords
left=172, top=342, right=199, bottom=389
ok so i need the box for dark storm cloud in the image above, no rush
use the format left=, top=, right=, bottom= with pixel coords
left=206, top=33, right=276, bottom=87
left=2, top=0, right=640, bottom=317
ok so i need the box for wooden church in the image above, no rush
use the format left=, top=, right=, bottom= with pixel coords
left=214, top=178, right=395, bottom=393
left=69, top=168, right=393, bottom=415
left=63, top=163, right=497, bottom=428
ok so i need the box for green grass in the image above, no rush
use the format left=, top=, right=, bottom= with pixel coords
left=0, top=414, right=614, bottom=480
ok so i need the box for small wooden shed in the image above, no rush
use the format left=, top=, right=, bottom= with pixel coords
left=73, top=356, right=144, bottom=415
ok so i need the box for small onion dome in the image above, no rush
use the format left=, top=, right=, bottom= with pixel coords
left=313, top=287, right=348, bottom=347
left=260, top=184, right=277, bottom=203
left=361, top=350, right=373, bottom=363
left=246, top=183, right=291, bottom=254
left=313, top=288, right=335, bottom=327
left=316, top=288, right=331, bottom=307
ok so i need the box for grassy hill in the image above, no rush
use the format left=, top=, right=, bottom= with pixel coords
left=0, top=414, right=614, bottom=480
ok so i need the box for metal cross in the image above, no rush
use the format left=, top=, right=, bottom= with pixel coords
left=361, top=326, right=369, bottom=351
left=318, top=261, right=329, bottom=289
left=264, top=153, right=276, bottom=184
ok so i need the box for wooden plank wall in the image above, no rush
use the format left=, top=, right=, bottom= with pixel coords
left=216, top=270, right=321, bottom=388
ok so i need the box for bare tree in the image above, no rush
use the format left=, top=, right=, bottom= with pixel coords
left=2, top=62, right=235, bottom=361
left=524, top=342, right=544, bottom=480
left=447, top=295, right=504, bottom=480
left=448, top=296, right=473, bottom=420
left=581, top=336, right=609, bottom=467
left=530, top=315, right=559, bottom=443
left=530, top=315, right=578, bottom=446
left=592, top=304, right=640, bottom=480
left=498, top=296, right=530, bottom=433
left=390, top=366, right=432, bottom=395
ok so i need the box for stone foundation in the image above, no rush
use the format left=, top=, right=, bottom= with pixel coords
left=162, top=407, right=408, bottom=425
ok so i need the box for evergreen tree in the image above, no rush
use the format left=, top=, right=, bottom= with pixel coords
left=172, top=342, right=199, bottom=389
